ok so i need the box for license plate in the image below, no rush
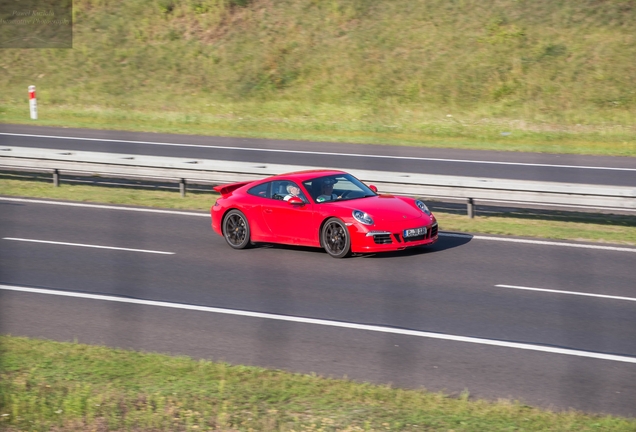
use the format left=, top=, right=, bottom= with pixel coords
left=403, top=227, right=426, bottom=237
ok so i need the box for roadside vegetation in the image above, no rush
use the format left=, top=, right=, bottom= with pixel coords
left=1, top=335, right=635, bottom=431
left=2, top=175, right=635, bottom=246
left=1, top=0, right=635, bottom=155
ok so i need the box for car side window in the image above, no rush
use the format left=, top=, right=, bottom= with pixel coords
left=270, top=180, right=288, bottom=200
left=282, top=181, right=308, bottom=202
left=302, top=180, right=314, bottom=199
left=247, top=182, right=269, bottom=198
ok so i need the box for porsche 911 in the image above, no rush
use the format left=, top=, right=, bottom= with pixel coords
left=211, top=170, right=438, bottom=258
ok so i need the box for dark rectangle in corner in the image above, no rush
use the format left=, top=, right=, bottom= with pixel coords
left=0, top=0, right=73, bottom=48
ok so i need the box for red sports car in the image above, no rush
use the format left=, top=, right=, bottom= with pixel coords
left=211, top=170, right=438, bottom=258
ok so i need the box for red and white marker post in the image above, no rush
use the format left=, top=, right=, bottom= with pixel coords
left=28, top=85, right=37, bottom=120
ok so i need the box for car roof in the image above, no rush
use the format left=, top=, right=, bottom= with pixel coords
left=273, top=169, right=346, bottom=182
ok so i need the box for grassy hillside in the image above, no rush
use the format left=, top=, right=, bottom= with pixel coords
left=1, top=0, right=635, bottom=154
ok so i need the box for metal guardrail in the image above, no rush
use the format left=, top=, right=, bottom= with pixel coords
left=1, top=146, right=635, bottom=217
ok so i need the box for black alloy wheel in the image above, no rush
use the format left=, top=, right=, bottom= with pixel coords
left=322, top=218, right=351, bottom=258
left=223, top=210, right=251, bottom=249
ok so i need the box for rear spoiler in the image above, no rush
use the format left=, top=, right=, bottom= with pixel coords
left=213, top=180, right=253, bottom=197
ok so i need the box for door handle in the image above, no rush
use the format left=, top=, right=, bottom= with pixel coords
left=264, top=208, right=273, bottom=213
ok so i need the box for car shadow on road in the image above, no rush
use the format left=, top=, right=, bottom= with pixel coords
left=357, top=232, right=473, bottom=259
left=249, top=232, right=473, bottom=258
left=250, top=243, right=324, bottom=255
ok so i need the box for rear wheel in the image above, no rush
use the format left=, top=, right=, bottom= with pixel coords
left=223, top=210, right=251, bottom=249
left=321, top=218, right=351, bottom=258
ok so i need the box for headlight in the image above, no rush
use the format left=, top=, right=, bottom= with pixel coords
left=415, top=200, right=431, bottom=215
left=352, top=210, right=374, bottom=225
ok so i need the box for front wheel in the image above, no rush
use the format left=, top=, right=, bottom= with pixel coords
left=321, top=218, right=351, bottom=258
left=223, top=209, right=251, bottom=249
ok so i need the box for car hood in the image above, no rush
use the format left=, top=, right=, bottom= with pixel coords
left=338, top=195, right=424, bottom=222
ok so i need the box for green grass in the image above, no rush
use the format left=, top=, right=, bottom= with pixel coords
left=1, top=335, right=635, bottom=431
left=1, top=0, right=636, bottom=155
left=2, top=176, right=636, bottom=246
left=0, top=176, right=217, bottom=211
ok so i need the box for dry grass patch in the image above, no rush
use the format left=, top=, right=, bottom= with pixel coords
left=1, top=336, right=635, bottom=431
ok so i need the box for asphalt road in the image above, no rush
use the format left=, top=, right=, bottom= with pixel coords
left=1, top=197, right=635, bottom=417
left=1, top=124, right=636, bottom=186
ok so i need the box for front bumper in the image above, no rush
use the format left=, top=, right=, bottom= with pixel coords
left=350, top=222, right=438, bottom=253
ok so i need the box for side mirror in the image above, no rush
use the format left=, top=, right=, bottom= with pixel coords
left=287, top=196, right=305, bottom=206
left=369, top=185, right=378, bottom=193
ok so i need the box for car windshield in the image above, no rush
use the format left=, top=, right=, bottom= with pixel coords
left=303, top=174, right=377, bottom=203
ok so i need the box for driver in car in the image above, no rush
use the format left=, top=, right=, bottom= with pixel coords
left=316, top=178, right=338, bottom=202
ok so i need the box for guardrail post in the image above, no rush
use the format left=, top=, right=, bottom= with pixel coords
left=53, top=169, right=60, bottom=187
left=467, top=198, right=475, bottom=218
left=180, top=178, right=186, bottom=197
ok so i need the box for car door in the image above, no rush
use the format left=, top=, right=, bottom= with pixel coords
left=243, top=181, right=275, bottom=242
left=262, top=180, right=317, bottom=245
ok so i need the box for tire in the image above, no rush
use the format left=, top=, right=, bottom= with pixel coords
left=321, top=218, right=351, bottom=258
left=223, top=209, right=251, bottom=250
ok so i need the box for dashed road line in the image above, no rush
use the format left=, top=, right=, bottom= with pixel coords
left=440, top=233, right=636, bottom=253
left=495, top=284, right=636, bottom=302
left=3, top=237, right=175, bottom=255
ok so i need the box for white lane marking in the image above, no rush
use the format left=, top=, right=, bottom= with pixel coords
left=496, top=284, right=636, bottom=303
left=439, top=233, right=636, bottom=253
left=3, top=197, right=635, bottom=253
left=0, top=197, right=209, bottom=217
left=2, top=284, right=635, bottom=364
left=2, top=132, right=634, bottom=172
left=3, top=237, right=174, bottom=255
